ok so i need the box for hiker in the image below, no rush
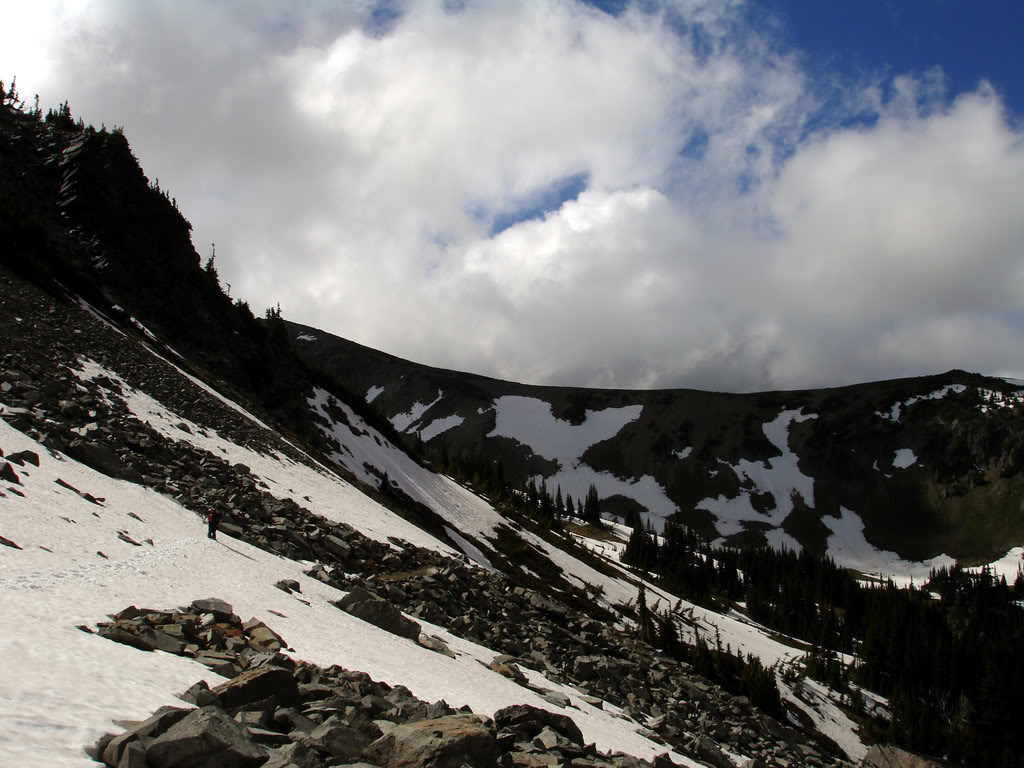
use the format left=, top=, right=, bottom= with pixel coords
left=206, top=507, right=221, bottom=540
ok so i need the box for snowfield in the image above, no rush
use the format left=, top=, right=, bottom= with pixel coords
left=488, top=395, right=677, bottom=522
left=697, top=408, right=817, bottom=545
left=6, top=355, right=1019, bottom=767
left=0, top=416, right=699, bottom=767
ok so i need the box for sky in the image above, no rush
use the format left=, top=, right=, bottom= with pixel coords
left=2, top=0, right=1023, bottom=392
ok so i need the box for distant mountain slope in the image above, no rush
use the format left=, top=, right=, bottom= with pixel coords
left=290, top=322, right=1024, bottom=567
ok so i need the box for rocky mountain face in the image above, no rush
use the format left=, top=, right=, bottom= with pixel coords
left=0, top=100, right=968, bottom=767
left=290, top=323, right=1024, bottom=565
left=0, top=257, right=853, bottom=767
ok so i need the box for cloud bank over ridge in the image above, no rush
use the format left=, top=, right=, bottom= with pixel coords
left=5, top=0, right=1023, bottom=390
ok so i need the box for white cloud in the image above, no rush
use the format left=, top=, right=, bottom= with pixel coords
left=3, top=0, right=1022, bottom=389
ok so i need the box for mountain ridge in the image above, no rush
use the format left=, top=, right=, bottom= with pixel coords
left=2, top=94, right=1021, bottom=767
left=289, top=323, right=1024, bottom=567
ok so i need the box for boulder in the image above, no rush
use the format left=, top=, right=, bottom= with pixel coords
left=0, top=461, right=19, bottom=484
left=191, top=597, right=234, bottom=618
left=65, top=439, right=143, bottom=482
left=211, top=665, right=299, bottom=709
left=101, top=706, right=192, bottom=766
left=274, top=579, right=301, bottom=594
left=5, top=449, right=40, bottom=466
left=243, top=618, right=285, bottom=652
left=145, top=707, right=268, bottom=768
left=303, top=713, right=382, bottom=759
left=323, top=534, right=352, bottom=562
left=337, top=587, right=422, bottom=641
left=493, top=704, right=585, bottom=747
left=362, top=714, right=497, bottom=768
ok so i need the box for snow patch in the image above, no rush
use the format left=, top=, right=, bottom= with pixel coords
left=673, top=446, right=693, bottom=459
left=823, top=508, right=953, bottom=586
left=875, top=384, right=967, bottom=422
left=892, top=448, right=917, bottom=469
left=392, top=390, right=443, bottom=432
left=698, top=408, right=816, bottom=545
left=419, top=414, right=464, bottom=442
left=488, top=396, right=676, bottom=525
left=365, top=385, right=385, bottom=403
left=295, top=333, right=317, bottom=342
left=444, top=526, right=496, bottom=572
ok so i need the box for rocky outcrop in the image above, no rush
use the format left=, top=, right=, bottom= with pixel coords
left=336, top=586, right=422, bottom=641
left=89, top=601, right=681, bottom=768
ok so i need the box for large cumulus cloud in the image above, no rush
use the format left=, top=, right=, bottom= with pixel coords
left=4, top=0, right=1022, bottom=390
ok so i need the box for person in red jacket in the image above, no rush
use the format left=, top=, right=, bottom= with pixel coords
left=206, top=507, right=221, bottom=540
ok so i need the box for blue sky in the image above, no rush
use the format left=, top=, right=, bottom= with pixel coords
left=754, top=0, right=1024, bottom=115
left=2, top=1, right=1022, bottom=390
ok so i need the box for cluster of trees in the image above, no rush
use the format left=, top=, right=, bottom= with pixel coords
left=621, top=521, right=1024, bottom=766
left=632, top=582, right=783, bottom=717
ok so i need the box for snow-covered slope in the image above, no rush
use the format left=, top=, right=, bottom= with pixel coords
left=0, top=418, right=692, bottom=767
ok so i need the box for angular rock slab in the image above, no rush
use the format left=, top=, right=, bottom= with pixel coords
left=145, top=706, right=267, bottom=768
left=211, top=665, right=299, bottom=709
left=362, top=713, right=497, bottom=768
left=337, top=586, right=422, bottom=641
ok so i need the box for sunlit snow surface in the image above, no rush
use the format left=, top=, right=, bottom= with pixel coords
left=823, top=508, right=954, bottom=587
left=697, top=408, right=817, bottom=546
left=487, top=396, right=677, bottom=522
left=391, top=390, right=444, bottom=432
left=0, top=417, right=702, bottom=767
left=5, top=350, right=1018, bottom=767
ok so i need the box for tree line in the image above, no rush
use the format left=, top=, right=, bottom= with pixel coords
left=621, top=520, right=1024, bottom=767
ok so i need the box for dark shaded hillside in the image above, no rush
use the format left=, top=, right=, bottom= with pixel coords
left=290, top=322, right=1024, bottom=563
left=0, top=102, right=315, bottom=436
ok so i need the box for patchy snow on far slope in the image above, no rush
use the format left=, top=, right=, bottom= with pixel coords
left=488, top=396, right=677, bottom=524
left=979, top=387, right=1024, bottom=413
left=392, top=390, right=444, bottom=432
left=823, top=508, right=953, bottom=586
left=672, top=446, right=693, bottom=459
left=365, top=384, right=385, bottom=403
left=892, top=448, right=917, bottom=469
left=420, top=414, right=465, bottom=442
left=0, top=418, right=686, bottom=768
left=697, top=408, right=817, bottom=545
left=875, top=384, right=967, bottom=422
left=309, top=388, right=505, bottom=543
left=295, top=333, right=318, bottom=342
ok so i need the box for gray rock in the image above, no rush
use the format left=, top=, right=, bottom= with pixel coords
left=362, top=713, right=497, bottom=768
left=323, top=534, right=352, bottom=562
left=243, top=618, right=285, bottom=652
left=263, top=741, right=321, bottom=768
left=493, top=704, right=585, bottom=747
left=146, top=706, right=268, bottom=768
left=304, top=713, right=382, bottom=759
left=337, top=587, right=422, bottom=641
left=212, top=665, right=300, bottom=709
left=5, top=449, right=40, bottom=466
left=102, top=706, right=192, bottom=766
left=65, top=439, right=143, bottom=482
left=191, top=597, right=234, bottom=618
